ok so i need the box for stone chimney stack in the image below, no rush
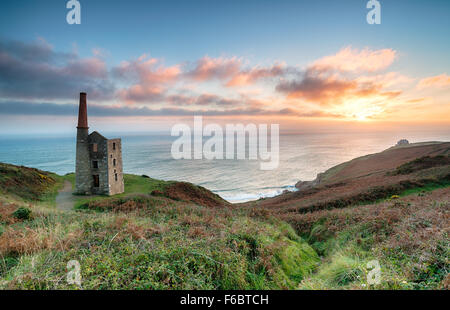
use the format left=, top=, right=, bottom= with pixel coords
left=77, top=92, right=88, bottom=128
left=75, top=92, right=92, bottom=194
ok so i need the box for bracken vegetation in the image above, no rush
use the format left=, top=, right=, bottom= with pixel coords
left=279, top=188, right=449, bottom=289
left=390, top=155, right=450, bottom=176
left=0, top=164, right=318, bottom=289
left=0, top=148, right=449, bottom=290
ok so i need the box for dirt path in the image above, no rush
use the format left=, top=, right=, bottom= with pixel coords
left=55, top=180, right=76, bottom=211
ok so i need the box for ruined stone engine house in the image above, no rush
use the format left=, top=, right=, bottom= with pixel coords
left=75, top=92, right=124, bottom=195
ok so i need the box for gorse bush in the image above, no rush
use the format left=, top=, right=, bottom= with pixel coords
left=0, top=163, right=57, bottom=201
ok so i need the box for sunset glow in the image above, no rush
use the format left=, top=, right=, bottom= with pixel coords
left=0, top=0, right=449, bottom=133
left=1, top=1, right=450, bottom=293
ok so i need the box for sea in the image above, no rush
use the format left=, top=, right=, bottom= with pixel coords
left=1, top=130, right=449, bottom=202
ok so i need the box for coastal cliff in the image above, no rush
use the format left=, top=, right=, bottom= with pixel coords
left=0, top=141, right=449, bottom=289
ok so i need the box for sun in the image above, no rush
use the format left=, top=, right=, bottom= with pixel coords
left=337, top=99, right=385, bottom=122
left=353, top=113, right=370, bottom=121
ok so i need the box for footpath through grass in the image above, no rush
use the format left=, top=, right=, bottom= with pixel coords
left=1, top=165, right=320, bottom=289
left=288, top=187, right=450, bottom=289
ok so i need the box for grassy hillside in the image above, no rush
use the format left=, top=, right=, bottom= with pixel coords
left=0, top=163, right=62, bottom=204
left=64, top=172, right=229, bottom=210
left=0, top=149, right=449, bottom=290
left=244, top=148, right=450, bottom=290
left=249, top=143, right=450, bottom=214
left=0, top=163, right=318, bottom=289
left=284, top=188, right=449, bottom=289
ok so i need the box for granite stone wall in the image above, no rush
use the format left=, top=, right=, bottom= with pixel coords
left=75, top=128, right=92, bottom=194
left=88, top=132, right=109, bottom=195
left=75, top=130, right=124, bottom=196
left=107, top=138, right=124, bottom=195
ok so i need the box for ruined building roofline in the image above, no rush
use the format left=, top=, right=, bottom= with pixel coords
left=88, top=132, right=122, bottom=141
left=89, top=131, right=107, bottom=140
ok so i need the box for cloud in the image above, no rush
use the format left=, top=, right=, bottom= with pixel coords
left=417, top=73, right=450, bottom=89
left=0, top=100, right=339, bottom=118
left=195, top=94, right=241, bottom=106
left=277, top=73, right=358, bottom=103
left=184, top=56, right=287, bottom=87
left=166, top=93, right=267, bottom=108
left=276, top=47, right=403, bottom=107
left=185, top=56, right=241, bottom=81
left=166, top=93, right=244, bottom=107
left=226, top=63, right=286, bottom=86
left=0, top=39, right=429, bottom=122
left=116, top=85, right=165, bottom=103
left=406, top=98, right=426, bottom=103
left=0, top=101, right=77, bottom=115
left=312, top=46, right=396, bottom=73
left=0, top=39, right=285, bottom=106
left=0, top=37, right=68, bottom=63
left=63, top=57, right=108, bottom=78
left=113, top=54, right=180, bottom=85
left=355, top=72, right=413, bottom=88
left=276, top=69, right=397, bottom=105
left=112, top=54, right=181, bottom=103
left=0, top=38, right=287, bottom=107
left=0, top=39, right=113, bottom=100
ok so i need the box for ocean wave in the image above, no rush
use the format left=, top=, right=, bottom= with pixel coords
left=216, top=185, right=298, bottom=203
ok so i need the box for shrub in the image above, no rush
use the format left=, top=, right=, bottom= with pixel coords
left=13, top=207, right=32, bottom=220
left=390, top=155, right=450, bottom=175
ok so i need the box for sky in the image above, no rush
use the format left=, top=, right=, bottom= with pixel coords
left=0, top=0, right=449, bottom=135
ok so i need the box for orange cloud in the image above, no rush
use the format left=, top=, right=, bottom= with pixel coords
left=274, top=47, right=406, bottom=118
left=355, top=72, right=413, bottom=88
left=276, top=70, right=400, bottom=106
left=312, top=46, right=397, bottom=73
left=406, top=98, right=426, bottom=103
left=6, top=38, right=447, bottom=124
left=226, top=63, right=286, bottom=86
left=185, top=56, right=241, bottom=81
left=185, top=56, right=287, bottom=87
left=114, top=54, right=180, bottom=85
left=417, top=73, right=450, bottom=89
left=113, top=54, right=181, bottom=103
left=117, top=84, right=164, bottom=103
left=277, top=74, right=357, bottom=103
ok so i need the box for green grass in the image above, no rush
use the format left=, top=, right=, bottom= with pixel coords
left=122, top=174, right=174, bottom=195
left=1, top=162, right=448, bottom=290
left=348, top=179, right=450, bottom=208
left=0, top=163, right=63, bottom=204
left=63, top=173, right=174, bottom=209
left=295, top=195, right=449, bottom=290
left=299, top=222, right=379, bottom=289
left=399, top=180, right=450, bottom=197
left=0, top=197, right=319, bottom=289
left=1, top=164, right=319, bottom=289
left=390, top=155, right=450, bottom=175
